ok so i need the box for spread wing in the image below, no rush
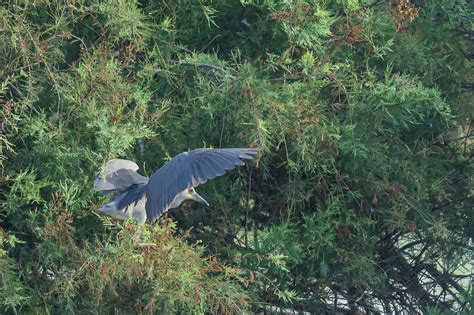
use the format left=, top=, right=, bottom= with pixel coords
left=145, top=148, right=259, bottom=223
left=93, top=159, right=148, bottom=197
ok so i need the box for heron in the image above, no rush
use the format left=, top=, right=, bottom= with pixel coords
left=93, top=148, right=259, bottom=224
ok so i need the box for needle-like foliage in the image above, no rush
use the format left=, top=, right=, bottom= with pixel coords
left=0, top=0, right=472, bottom=313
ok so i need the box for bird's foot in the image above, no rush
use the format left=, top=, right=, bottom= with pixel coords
left=136, top=242, right=157, bottom=247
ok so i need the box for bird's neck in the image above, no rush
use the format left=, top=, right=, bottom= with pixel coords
left=169, top=190, right=188, bottom=209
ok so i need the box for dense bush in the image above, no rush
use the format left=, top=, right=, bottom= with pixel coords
left=1, top=0, right=472, bottom=313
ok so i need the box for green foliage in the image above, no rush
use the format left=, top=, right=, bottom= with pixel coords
left=0, top=0, right=472, bottom=313
left=27, top=218, right=248, bottom=314
left=0, top=231, right=28, bottom=314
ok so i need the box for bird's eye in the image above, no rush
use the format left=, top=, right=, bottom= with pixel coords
left=188, top=188, right=194, bottom=193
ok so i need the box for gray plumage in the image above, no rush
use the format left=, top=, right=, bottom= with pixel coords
left=94, top=148, right=259, bottom=224
left=93, top=159, right=148, bottom=197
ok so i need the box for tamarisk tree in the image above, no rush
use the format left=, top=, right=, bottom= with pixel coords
left=1, top=0, right=472, bottom=313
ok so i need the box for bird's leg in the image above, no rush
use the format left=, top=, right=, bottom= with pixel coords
left=132, top=224, right=143, bottom=244
left=133, top=224, right=157, bottom=247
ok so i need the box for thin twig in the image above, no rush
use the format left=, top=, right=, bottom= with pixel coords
left=173, top=61, right=237, bottom=80
left=447, top=132, right=473, bottom=143
left=219, top=114, right=226, bottom=148
left=244, top=167, right=253, bottom=248
left=9, top=84, right=40, bottom=114
left=201, top=34, right=222, bottom=52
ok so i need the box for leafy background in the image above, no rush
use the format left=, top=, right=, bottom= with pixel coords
left=0, top=0, right=472, bottom=314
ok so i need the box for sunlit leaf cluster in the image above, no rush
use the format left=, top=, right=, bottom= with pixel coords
left=0, top=0, right=472, bottom=313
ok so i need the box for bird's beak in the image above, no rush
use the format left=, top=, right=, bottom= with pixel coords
left=191, top=191, right=209, bottom=206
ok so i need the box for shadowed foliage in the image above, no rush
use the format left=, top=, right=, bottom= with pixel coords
left=0, top=0, right=472, bottom=314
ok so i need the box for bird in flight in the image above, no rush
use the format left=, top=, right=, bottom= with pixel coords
left=93, top=148, right=259, bottom=224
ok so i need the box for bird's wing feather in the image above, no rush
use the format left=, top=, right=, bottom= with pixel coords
left=93, top=159, right=148, bottom=196
left=115, top=183, right=147, bottom=210
left=102, top=159, right=139, bottom=173
left=145, top=148, right=259, bottom=223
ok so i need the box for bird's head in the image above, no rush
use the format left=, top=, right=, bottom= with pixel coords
left=185, top=187, right=209, bottom=206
